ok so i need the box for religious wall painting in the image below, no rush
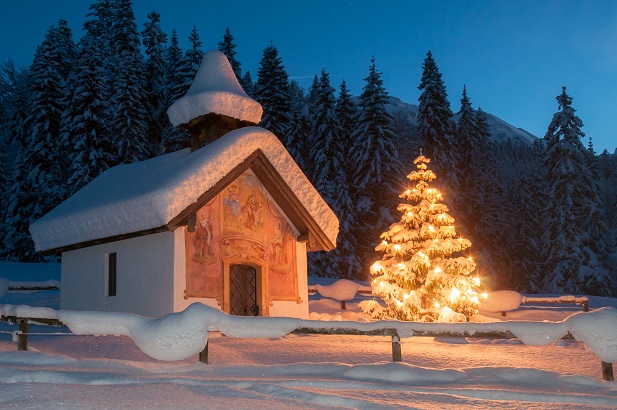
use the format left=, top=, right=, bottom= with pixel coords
left=185, top=198, right=223, bottom=299
left=185, top=170, right=298, bottom=303
left=221, top=172, right=266, bottom=241
left=266, top=198, right=297, bottom=300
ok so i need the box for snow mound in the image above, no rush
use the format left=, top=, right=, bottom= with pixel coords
left=167, top=50, right=262, bottom=126
left=59, top=303, right=212, bottom=361
left=479, top=290, right=523, bottom=313
left=315, top=279, right=361, bottom=301
left=566, top=307, right=617, bottom=363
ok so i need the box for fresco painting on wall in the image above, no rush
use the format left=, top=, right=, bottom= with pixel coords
left=266, top=198, right=297, bottom=299
left=185, top=170, right=298, bottom=302
left=185, top=198, right=223, bottom=299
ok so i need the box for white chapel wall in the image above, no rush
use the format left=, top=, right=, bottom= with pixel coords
left=61, top=232, right=176, bottom=317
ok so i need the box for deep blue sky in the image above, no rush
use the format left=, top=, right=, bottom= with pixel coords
left=1, top=0, right=616, bottom=153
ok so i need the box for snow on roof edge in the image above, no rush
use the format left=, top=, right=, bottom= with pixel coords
left=30, top=127, right=338, bottom=252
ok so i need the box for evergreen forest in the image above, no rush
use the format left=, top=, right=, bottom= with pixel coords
left=1, top=0, right=616, bottom=296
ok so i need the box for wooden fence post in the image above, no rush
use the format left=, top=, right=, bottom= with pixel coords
left=199, top=342, right=209, bottom=364
left=392, top=333, right=401, bottom=362
left=17, top=321, right=28, bottom=351
left=601, top=361, right=614, bottom=381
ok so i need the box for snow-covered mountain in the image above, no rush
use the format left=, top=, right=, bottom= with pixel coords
left=385, top=96, right=538, bottom=145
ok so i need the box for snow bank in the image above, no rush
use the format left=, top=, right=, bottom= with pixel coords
left=58, top=304, right=212, bottom=361
left=30, top=127, right=338, bottom=252
left=315, top=279, right=361, bottom=301
left=0, top=304, right=59, bottom=320
left=566, top=307, right=617, bottom=363
left=167, top=50, right=262, bottom=126
left=3, top=303, right=615, bottom=364
left=479, top=290, right=523, bottom=313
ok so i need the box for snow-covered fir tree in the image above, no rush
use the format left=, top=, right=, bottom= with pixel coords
left=141, top=10, right=167, bottom=153
left=59, top=13, right=116, bottom=194
left=285, top=80, right=309, bottom=173
left=255, top=42, right=291, bottom=143
left=417, top=50, right=458, bottom=196
left=507, top=139, right=548, bottom=291
left=335, top=79, right=357, bottom=187
left=160, top=29, right=187, bottom=153
left=26, top=22, right=74, bottom=211
left=7, top=22, right=73, bottom=261
left=351, top=57, right=402, bottom=201
left=350, top=57, right=403, bottom=277
left=542, top=86, right=614, bottom=295
left=109, top=0, right=151, bottom=163
left=162, top=25, right=203, bottom=152
left=307, top=70, right=361, bottom=278
left=453, top=87, right=502, bottom=287
left=0, top=63, right=31, bottom=260
left=360, top=154, right=483, bottom=322
left=218, top=27, right=242, bottom=84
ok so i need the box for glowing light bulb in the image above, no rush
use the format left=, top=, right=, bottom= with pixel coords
left=473, top=277, right=480, bottom=286
left=393, top=244, right=402, bottom=252
left=428, top=225, right=435, bottom=232
left=379, top=281, right=385, bottom=287
left=449, top=288, right=461, bottom=301
left=371, top=262, right=382, bottom=273
left=434, top=267, right=442, bottom=273
left=407, top=211, right=413, bottom=217
left=403, top=293, right=409, bottom=300
left=439, top=214, right=446, bottom=219
left=397, top=263, right=405, bottom=270
left=405, top=189, right=411, bottom=195
left=434, top=302, right=440, bottom=308
left=481, top=293, right=488, bottom=299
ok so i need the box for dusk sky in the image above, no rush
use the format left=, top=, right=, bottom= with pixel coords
left=1, top=0, right=616, bottom=153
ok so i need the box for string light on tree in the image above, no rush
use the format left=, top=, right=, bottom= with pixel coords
left=359, top=153, right=485, bottom=322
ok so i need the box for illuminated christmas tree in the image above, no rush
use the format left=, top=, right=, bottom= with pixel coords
left=360, top=154, right=484, bottom=322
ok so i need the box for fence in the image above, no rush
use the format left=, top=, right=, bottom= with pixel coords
left=1, top=313, right=613, bottom=382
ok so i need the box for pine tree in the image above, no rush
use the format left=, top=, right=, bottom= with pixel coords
left=26, top=24, right=72, bottom=214
left=0, top=62, right=30, bottom=260
left=417, top=51, right=457, bottom=196
left=109, top=0, right=151, bottom=163
left=508, top=140, right=548, bottom=291
left=285, top=80, right=309, bottom=172
left=60, top=12, right=117, bottom=194
left=453, top=88, right=503, bottom=287
left=255, top=42, right=291, bottom=142
left=335, top=79, right=356, bottom=186
left=307, top=70, right=361, bottom=278
left=162, top=25, right=202, bottom=152
left=360, top=154, right=482, bottom=322
left=141, top=10, right=168, bottom=153
left=351, top=57, right=402, bottom=198
left=218, top=27, right=242, bottom=84
left=348, top=57, right=403, bottom=278
left=542, top=87, right=614, bottom=295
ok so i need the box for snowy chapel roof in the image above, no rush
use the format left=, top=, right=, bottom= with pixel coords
left=167, top=50, right=262, bottom=126
left=30, top=127, right=339, bottom=252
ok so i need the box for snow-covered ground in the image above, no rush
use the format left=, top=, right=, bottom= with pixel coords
left=1, top=265, right=616, bottom=409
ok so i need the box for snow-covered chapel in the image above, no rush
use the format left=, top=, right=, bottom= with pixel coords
left=30, top=50, right=338, bottom=319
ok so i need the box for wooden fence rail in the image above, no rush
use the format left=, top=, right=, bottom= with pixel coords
left=1, top=314, right=613, bottom=381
